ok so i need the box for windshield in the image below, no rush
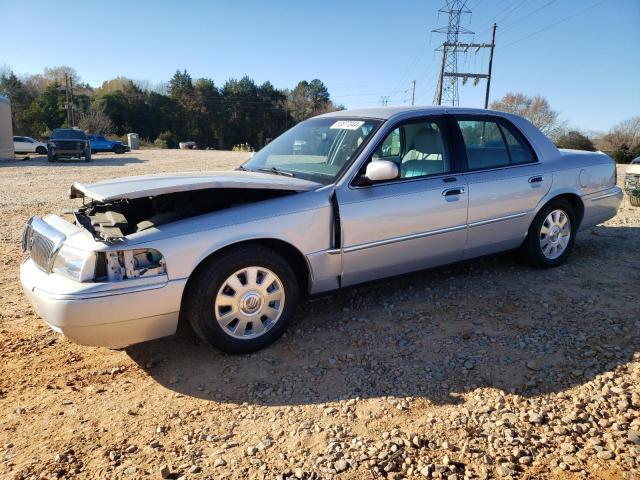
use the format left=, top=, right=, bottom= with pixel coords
left=243, top=117, right=382, bottom=184
left=51, top=129, right=86, bottom=140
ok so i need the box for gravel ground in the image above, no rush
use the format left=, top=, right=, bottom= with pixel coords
left=1, top=150, right=638, bottom=480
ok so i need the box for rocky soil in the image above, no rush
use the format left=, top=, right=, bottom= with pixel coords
left=0, top=151, right=638, bottom=480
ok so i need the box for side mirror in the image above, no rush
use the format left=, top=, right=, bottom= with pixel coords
left=365, top=160, right=399, bottom=182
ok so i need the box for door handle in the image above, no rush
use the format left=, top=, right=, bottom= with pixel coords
left=528, top=175, right=544, bottom=184
left=442, top=187, right=465, bottom=196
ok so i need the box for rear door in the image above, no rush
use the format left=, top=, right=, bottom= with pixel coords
left=337, top=115, right=469, bottom=286
left=452, top=115, right=551, bottom=258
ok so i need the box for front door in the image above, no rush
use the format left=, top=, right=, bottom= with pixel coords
left=453, top=116, right=552, bottom=258
left=337, top=116, right=469, bottom=287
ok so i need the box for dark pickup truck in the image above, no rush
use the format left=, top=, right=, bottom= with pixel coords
left=47, top=128, right=92, bottom=162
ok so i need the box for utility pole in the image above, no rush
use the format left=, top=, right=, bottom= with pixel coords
left=411, top=80, right=416, bottom=105
left=432, top=0, right=473, bottom=106
left=64, top=74, right=71, bottom=127
left=484, top=23, right=497, bottom=109
left=436, top=45, right=447, bottom=105
left=69, top=75, right=75, bottom=126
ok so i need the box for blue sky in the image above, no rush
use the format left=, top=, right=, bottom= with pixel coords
left=1, top=0, right=638, bottom=132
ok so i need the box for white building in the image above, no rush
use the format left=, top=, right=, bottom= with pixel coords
left=0, top=96, right=14, bottom=160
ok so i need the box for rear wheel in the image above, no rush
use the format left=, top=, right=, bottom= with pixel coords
left=35, top=146, right=47, bottom=155
left=184, top=245, right=300, bottom=354
left=84, top=148, right=91, bottom=162
left=524, top=198, right=576, bottom=268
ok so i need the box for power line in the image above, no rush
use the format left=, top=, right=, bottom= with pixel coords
left=502, top=0, right=608, bottom=48
left=499, top=0, right=558, bottom=35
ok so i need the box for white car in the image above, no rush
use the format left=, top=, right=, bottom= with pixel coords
left=14, top=136, right=48, bottom=155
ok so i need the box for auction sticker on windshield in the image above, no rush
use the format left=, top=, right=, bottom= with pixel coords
left=330, top=120, right=365, bottom=130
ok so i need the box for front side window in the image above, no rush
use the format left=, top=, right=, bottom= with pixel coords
left=243, top=117, right=381, bottom=185
left=373, top=128, right=401, bottom=159
left=457, top=118, right=536, bottom=169
left=364, top=119, right=451, bottom=181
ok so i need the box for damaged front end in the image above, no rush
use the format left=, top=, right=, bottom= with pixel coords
left=73, top=188, right=296, bottom=242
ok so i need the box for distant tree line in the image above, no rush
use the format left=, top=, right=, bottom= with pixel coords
left=491, top=92, right=640, bottom=163
left=0, top=66, right=342, bottom=149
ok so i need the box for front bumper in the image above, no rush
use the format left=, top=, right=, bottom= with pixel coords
left=20, top=258, right=187, bottom=348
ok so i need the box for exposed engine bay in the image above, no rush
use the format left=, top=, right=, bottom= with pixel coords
left=73, top=188, right=296, bottom=242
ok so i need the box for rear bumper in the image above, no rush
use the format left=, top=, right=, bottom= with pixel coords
left=580, top=186, right=623, bottom=229
left=20, top=258, right=187, bottom=348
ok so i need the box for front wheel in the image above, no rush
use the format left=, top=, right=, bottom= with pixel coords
left=113, top=145, right=124, bottom=154
left=184, top=245, right=300, bottom=354
left=523, top=199, right=576, bottom=268
left=47, top=152, right=57, bottom=162
left=35, top=146, right=47, bottom=155
left=84, top=149, right=91, bottom=162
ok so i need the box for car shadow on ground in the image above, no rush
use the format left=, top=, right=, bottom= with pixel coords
left=0, top=154, right=145, bottom=167
left=126, top=225, right=640, bottom=407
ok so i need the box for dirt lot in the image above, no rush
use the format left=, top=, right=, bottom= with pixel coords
left=1, top=150, right=638, bottom=480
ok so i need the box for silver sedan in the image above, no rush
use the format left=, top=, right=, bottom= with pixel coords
left=20, top=107, right=623, bottom=353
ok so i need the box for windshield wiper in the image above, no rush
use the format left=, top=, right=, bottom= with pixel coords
left=256, top=167, right=295, bottom=177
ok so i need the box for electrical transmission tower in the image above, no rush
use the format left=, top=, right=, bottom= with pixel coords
left=433, top=0, right=473, bottom=106
left=432, top=2, right=498, bottom=108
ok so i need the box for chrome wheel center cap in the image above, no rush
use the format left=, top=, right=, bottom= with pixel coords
left=240, top=291, right=263, bottom=315
left=549, top=226, right=561, bottom=243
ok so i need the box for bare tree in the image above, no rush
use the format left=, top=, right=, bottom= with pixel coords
left=77, top=106, right=113, bottom=134
left=599, top=116, right=640, bottom=151
left=491, top=93, right=564, bottom=139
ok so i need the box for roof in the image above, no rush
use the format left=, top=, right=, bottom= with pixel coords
left=316, top=105, right=507, bottom=121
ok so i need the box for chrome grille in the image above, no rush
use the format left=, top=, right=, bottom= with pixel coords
left=22, top=216, right=66, bottom=272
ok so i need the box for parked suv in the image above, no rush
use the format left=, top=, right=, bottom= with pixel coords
left=88, top=134, right=129, bottom=154
left=14, top=136, right=48, bottom=155
left=47, top=129, right=91, bottom=162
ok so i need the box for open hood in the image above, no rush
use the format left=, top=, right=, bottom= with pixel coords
left=69, top=170, right=322, bottom=202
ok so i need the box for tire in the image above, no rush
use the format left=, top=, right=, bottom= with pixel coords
left=523, top=198, right=577, bottom=269
left=112, top=145, right=124, bottom=154
left=47, top=152, right=57, bottom=162
left=84, top=149, right=91, bottom=162
left=184, top=245, right=300, bottom=354
left=35, top=146, right=47, bottom=155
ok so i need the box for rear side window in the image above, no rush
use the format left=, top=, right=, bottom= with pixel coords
left=500, top=122, right=536, bottom=164
left=457, top=118, right=536, bottom=170
left=457, top=120, right=509, bottom=169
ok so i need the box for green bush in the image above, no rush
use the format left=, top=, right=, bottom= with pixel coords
left=153, top=138, right=168, bottom=149
left=611, top=144, right=640, bottom=164
left=155, top=131, right=177, bottom=149
left=555, top=131, right=596, bottom=151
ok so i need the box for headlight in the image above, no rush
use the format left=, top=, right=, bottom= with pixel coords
left=52, top=245, right=96, bottom=282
